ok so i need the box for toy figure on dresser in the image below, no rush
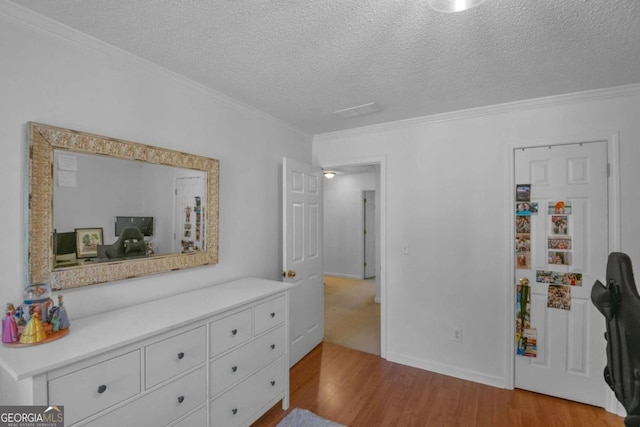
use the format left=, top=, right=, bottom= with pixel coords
left=2, top=303, right=18, bottom=343
left=2, top=292, right=70, bottom=347
left=50, top=310, right=61, bottom=332
left=50, top=295, right=70, bottom=330
left=19, top=305, right=46, bottom=344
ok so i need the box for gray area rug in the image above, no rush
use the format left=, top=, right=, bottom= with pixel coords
left=276, top=408, right=346, bottom=427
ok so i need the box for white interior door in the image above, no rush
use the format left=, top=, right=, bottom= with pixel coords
left=174, top=176, right=204, bottom=253
left=514, top=142, right=609, bottom=406
left=364, top=191, right=376, bottom=279
left=283, top=158, right=324, bottom=366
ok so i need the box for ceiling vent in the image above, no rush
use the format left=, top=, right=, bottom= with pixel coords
left=333, top=102, right=381, bottom=119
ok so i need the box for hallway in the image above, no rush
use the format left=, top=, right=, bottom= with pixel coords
left=324, top=275, right=380, bottom=355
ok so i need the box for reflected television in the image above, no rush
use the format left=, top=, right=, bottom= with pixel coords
left=115, top=216, right=154, bottom=237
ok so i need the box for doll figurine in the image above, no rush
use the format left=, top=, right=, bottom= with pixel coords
left=41, top=298, right=53, bottom=323
left=56, top=295, right=70, bottom=330
left=2, top=303, right=19, bottom=343
left=19, top=305, right=46, bottom=344
left=14, top=305, right=25, bottom=326
left=50, top=310, right=61, bottom=332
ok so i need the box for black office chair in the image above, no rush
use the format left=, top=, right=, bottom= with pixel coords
left=102, top=227, right=147, bottom=259
left=592, top=252, right=640, bottom=427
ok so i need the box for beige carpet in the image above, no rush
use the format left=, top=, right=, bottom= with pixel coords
left=324, top=275, right=380, bottom=355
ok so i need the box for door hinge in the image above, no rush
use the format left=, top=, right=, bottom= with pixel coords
left=364, top=228, right=367, bottom=235
left=607, top=163, right=611, bottom=177
left=364, top=262, right=367, bottom=267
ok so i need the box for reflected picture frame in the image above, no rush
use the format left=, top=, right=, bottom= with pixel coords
left=75, top=228, right=104, bottom=259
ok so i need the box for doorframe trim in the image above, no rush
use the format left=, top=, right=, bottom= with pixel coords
left=317, top=156, right=387, bottom=359
left=362, top=189, right=377, bottom=281
left=506, top=132, right=621, bottom=412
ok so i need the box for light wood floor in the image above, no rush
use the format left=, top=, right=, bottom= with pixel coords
left=324, top=275, right=380, bottom=355
left=252, top=342, right=623, bottom=427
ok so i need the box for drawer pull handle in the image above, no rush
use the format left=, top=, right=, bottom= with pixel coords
left=177, top=396, right=185, bottom=404
left=270, top=312, right=276, bottom=318
left=270, top=344, right=276, bottom=350
left=232, top=408, right=238, bottom=415
left=270, top=380, right=276, bottom=386
left=177, top=352, right=185, bottom=360
left=231, top=366, right=238, bottom=373
left=231, top=329, right=238, bottom=336
left=97, top=385, right=107, bottom=394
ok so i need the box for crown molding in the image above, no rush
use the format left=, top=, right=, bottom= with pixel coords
left=0, top=0, right=310, bottom=139
left=315, top=83, right=640, bottom=141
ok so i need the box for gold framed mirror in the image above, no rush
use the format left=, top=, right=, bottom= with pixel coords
left=28, top=122, right=219, bottom=290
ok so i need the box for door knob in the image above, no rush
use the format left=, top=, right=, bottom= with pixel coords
left=519, top=277, right=529, bottom=286
left=281, top=270, right=296, bottom=278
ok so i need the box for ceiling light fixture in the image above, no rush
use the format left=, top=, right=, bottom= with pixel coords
left=427, top=0, right=487, bottom=13
left=323, top=171, right=336, bottom=179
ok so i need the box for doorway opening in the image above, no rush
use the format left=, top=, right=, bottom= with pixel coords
left=320, top=159, right=386, bottom=358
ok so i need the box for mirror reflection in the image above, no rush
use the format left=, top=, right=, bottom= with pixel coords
left=29, top=122, right=219, bottom=289
left=53, top=151, right=207, bottom=268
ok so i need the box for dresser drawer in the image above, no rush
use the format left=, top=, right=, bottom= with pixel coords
left=145, top=326, right=206, bottom=389
left=48, top=350, right=141, bottom=426
left=254, top=295, right=285, bottom=336
left=210, top=308, right=252, bottom=357
left=210, top=325, right=285, bottom=396
left=170, top=405, right=207, bottom=427
left=210, top=356, right=286, bottom=427
left=85, top=366, right=206, bottom=427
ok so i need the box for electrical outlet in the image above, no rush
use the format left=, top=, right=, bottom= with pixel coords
left=453, top=327, right=462, bottom=342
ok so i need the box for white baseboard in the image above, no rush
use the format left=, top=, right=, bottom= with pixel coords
left=386, top=351, right=507, bottom=389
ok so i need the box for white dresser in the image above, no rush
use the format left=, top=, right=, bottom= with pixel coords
left=0, top=278, right=294, bottom=426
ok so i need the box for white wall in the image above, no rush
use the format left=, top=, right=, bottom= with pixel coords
left=323, top=172, right=376, bottom=279
left=313, top=87, right=640, bottom=387
left=0, top=2, right=311, bottom=319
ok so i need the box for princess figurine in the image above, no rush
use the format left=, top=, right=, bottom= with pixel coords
left=50, top=311, right=61, bottom=332
left=19, top=305, right=46, bottom=344
left=2, top=303, right=19, bottom=343
left=41, top=298, right=53, bottom=323
left=56, top=295, right=70, bottom=330
left=14, top=305, right=25, bottom=326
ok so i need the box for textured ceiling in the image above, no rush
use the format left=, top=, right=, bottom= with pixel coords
left=10, top=0, right=640, bottom=134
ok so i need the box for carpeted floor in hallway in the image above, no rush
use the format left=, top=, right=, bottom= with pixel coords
left=324, top=275, right=380, bottom=355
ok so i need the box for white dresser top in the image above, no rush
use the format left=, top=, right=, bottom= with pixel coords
left=0, top=278, right=294, bottom=380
